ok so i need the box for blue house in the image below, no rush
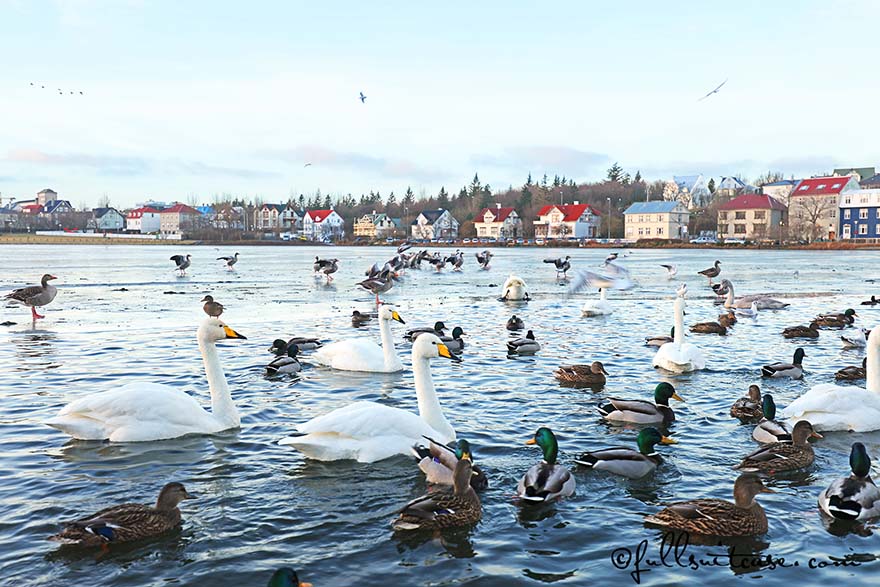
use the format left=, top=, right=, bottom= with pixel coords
left=839, top=188, right=880, bottom=240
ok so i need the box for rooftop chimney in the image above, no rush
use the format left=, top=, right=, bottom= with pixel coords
left=496, top=203, right=501, bottom=209
left=573, top=200, right=579, bottom=205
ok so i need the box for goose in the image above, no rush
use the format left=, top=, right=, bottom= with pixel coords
left=405, top=321, right=446, bottom=341
left=581, top=288, right=613, bottom=317
left=45, top=318, right=247, bottom=441
left=836, top=357, right=867, bottom=381
left=48, top=482, right=195, bottom=546
left=170, top=254, right=191, bottom=275
left=761, top=348, right=805, bottom=379
left=574, top=427, right=676, bottom=479
left=313, top=257, right=339, bottom=281
left=268, top=568, right=313, bottom=587
left=427, top=254, right=447, bottom=272
left=860, top=296, right=880, bottom=306
left=782, top=322, right=819, bottom=339
left=660, top=264, right=677, bottom=278
left=645, top=327, right=674, bottom=348
left=201, top=295, right=224, bottom=317
left=5, top=274, right=57, bottom=319
left=698, top=260, right=721, bottom=284
left=311, top=305, right=405, bottom=372
left=544, top=256, right=571, bottom=278
left=734, top=420, right=821, bottom=473
left=554, top=361, right=608, bottom=386
left=440, top=326, right=465, bottom=354
left=718, top=280, right=789, bottom=310
left=506, top=315, right=524, bottom=331
left=507, top=330, right=540, bottom=355
left=475, top=250, right=493, bottom=269
left=841, top=328, right=868, bottom=349
left=752, top=394, right=791, bottom=443
left=266, top=345, right=302, bottom=375
left=689, top=320, right=727, bottom=335
left=819, top=442, right=880, bottom=521
left=517, top=427, right=576, bottom=502
left=279, top=334, right=460, bottom=462
left=782, top=329, right=880, bottom=432
left=393, top=440, right=481, bottom=530
left=644, top=474, right=774, bottom=537
left=730, top=384, right=763, bottom=422
left=735, top=301, right=759, bottom=319
left=411, top=436, right=488, bottom=490
left=445, top=250, right=464, bottom=271
left=814, top=308, right=857, bottom=328
left=501, top=275, right=530, bottom=301
left=598, top=382, right=682, bottom=425
left=351, top=310, right=372, bottom=327
left=653, top=297, right=706, bottom=373
left=357, top=270, right=394, bottom=304
left=217, top=252, right=239, bottom=269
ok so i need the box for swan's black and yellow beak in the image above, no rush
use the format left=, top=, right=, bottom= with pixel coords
left=391, top=310, right=405, bottom=324
left=223, top=325, right=247, bottom=340
left=660, top=436, right=677, bottom=445
left=437, top=343, right=461, bottom=362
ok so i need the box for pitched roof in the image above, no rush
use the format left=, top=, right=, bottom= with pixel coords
left=412, top=209, right=447, bottom=225
left=21, top=203, right=43, bottom=213
left=37, top=188, right=57, bottom=195
left=673, top=175, right=703, bottom=192
left=719, top=194, right=786, bottom=211
left=478, top=206, right=516, bottom=222
left=624, top=201, right=684, bottom=214
left=792, top=176, right=853, bottom=197
left=261, top=203, right=286, bottom=212
left=535, top=203, right=601, bottom=221
left=833, top=167, right=875, bottom=179
left=306, top=209, right=336, bottom=222
left=762, top=179, right=799, bottom=187
left=860, top=173, right=880, bottom=187
left=42, top=200, right=72, bottom=213
left=93, top=207, right=123, bottom=218
left=127, top=206, right=162, bottom=216
left=161, top=203, right=201, bottom=215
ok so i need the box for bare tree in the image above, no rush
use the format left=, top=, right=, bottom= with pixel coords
left=792, top=195, right=832, bottom=242
left=97, top=193, right=111, bottom=208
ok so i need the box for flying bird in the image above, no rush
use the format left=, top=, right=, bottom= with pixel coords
left=359, top=92, right=366, bottom=103
left=303, top=163, right=312, bottom=167
left=698, top=78, right=727, bottom=101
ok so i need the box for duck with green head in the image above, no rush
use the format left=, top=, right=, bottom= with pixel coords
left=752, top=394, right=791, bottom=443
left=268, top=568, right=312, bottom=587
left=819, top=442, right=880, bottom=521
left=814, top=308, right=857, bottom=328
left=735, top=420, right=822, bottom=473
left=645, top=327, right=674, bottom=348
left=598, top=382, right=683, bottom=425
left=440, top=326, right=465, bottom=353
left=517, top=427, right=575, bottom=502
left=761, top=347, right=805, bottom=379
left=575, top=427, right=677, bottom=479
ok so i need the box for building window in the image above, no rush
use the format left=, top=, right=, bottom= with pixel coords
left=859, top=224, right=868, bottom=235
left=817, top=184, right=826, bottom=189
left=830, top=209, right=836, bottom=218
left=657, top=227, right=663, bottom=235
left=877, top=225, right=880, bottom=235
left=876, top=209, right=880, bottom=219
left=753, top=210, right=766, bottom=220
left=719, top=211, right=727, bottom=220
left=858, top=208, right=868, bottom=219
left=735, top=211, right=746, bottom=220
left=844, top=196, right=851, bottom=204
left=638, top=228, right=643, bottom=236
left=844, top=209, right=851, bottom=219
left=734, top=224, right=746, bottom=234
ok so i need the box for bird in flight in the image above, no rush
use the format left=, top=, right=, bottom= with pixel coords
left=304, top=163, right=312, bottom=167
left=359, top=92, right=366, bottom=103
left=698, top=79, right=727, bottom=101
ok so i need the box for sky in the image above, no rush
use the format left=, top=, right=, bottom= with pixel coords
left=1, top=0, right=878, bottom=208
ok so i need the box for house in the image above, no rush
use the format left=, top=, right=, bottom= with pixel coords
left=833, top=166, right=875, bottom=182
left=859, top=173, right=880, bottom=189
left=0, top=206, right=19, bottom=230
left=533, top=202, right=602, bottom=239
left=475, top=204, right=523, bottom=239
left=303, top=209, right=345, bottom=241
left=839, top=188, right=880, bottom=240
left=715, top=177, right=758, bottom=202
left=36, top=189, right=58, bottom=206
left=717, top=194, right=787, bottom=241
left=41, top=200, right=74, bottom=216
left=411, top=209, right=459, bottom=240
left=761, top=179, right=800, bottom=206
left=91, top=207, right=126, bottom=232
left=212, top=205, right=246, bottom=231
left=284, top=208, right=304, bottom=232
left=19, top=203, right=43, bottom=215
left=160, top=203, right=202, bottom=235
left=126, top=206, right=162, bottom=233
left=670, top=175, right=711, bottom=209
left=354, top=211, right=400, bottom=239
left=789, top=176, right=859, bottom=241
left=624, top=201, right=690, bottom=241
left=254, top=203, right=287, bottom=230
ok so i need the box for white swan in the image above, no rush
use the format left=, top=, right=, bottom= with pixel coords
left=582, top=288, right=613, bottom=316
left=279, top=334, right=459, bottom=462
left=45, top=318, right=247, bottom=442
left=782, top=328, right=880, bottom=432
left=501, top=275, right=529, bottom=301
left=653, top=297, right=706, bottom=373
left=312, top=305, right=405, bottom=372
left=720, top=280, right=789, bottom=310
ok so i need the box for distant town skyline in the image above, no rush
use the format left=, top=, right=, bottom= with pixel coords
left=2, top=0, right=878, bottom=207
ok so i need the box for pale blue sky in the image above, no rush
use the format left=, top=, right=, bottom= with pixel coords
left=1, top=0, right=878, bottom=207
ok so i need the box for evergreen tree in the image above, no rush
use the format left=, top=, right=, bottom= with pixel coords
left=468, top=174, right=482, bottom=199
left=606, top=162, right=624, bottom=182
left=404, top=187, right=415, bottom=207
left=707, top=178, right=716, bottom=193
left=634, top=170, right=642, bottom=183
left=526, top=172, right=533, bottom=186
left=622, top=172, right=631, bottom=186
left=297, top=194, right=305, bottom=209
left=323, top=194, right=332, bottom=209
left=386, top=191, right=397, bottom=209
left=541, top=173, right=549, bottom=187
left=553, top=175, right=561, bottom=187
left=519, top=185, right=533, bottom=209
left=437, top=186, right=449, bottom=207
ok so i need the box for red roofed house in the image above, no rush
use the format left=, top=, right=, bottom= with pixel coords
left=789, top=176, right=859, bottom=241
left=475, top=204, right=523, bottom=239
left=717, top=194, right=787, bottom=242
left=126, top=206, right=162, bottom=233
left=160, top=203, right=202, bottom=235
left=533, top=202, right=602, bottom=239
left=303, top=208, right=344, bottom=241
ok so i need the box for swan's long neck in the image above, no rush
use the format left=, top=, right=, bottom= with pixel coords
left=724, top=283, right=734, bottom=308
left=673, top=298, right=685, bottom=345
left=412, top=355, right=455, bottom=440
left=868, top=329, right=880, bottom=393
left=600, top=288, right=607, bottom=302
left=198, top=336, right=239, bottom=428
left=379, top=316, right=401, bottom=370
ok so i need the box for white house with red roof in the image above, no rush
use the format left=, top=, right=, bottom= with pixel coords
left=303, top=208, right=344, bottom=241
left=126, top=206, right=162, bottom=233
left=789, top=175, right=859, bottom=241
left=475, top=204, right=522, bottom=239
left=160, top=203, right=202, bottom=235
left=717, top=194, right=787, bottom=241
left=533, top=202, right=602, bottom=239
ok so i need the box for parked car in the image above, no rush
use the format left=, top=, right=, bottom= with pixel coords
left=463, top=238, right=471, bottom=244
left=723, top=237, right=746, bottom=244
left=535, top=239, right=545, bottom=246
left=690, top=235, right=717, bottom=244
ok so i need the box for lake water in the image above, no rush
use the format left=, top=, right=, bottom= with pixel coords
left=1, top=244, right=879, bottom=586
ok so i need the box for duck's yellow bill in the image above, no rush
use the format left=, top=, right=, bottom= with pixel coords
left=671, top=392, right=684, bottom=402
left=525, top=438, right=537, bottom=445
left=660, top=436, right=677, bottom=445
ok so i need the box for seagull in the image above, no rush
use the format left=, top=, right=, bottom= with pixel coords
left=304, top=163, right=312, bottom=167
left=735, top=301, right=759, bottom=319
left=698, top=78, right=727, bottom=101
left=359, top=92, right=367, bottom=103
left=676, top=283, right=688, bottom=299
left=170, top=254, right=191, bottom=275
left=569, top=262, right=635, bottom=293
left=660, top=264, right=678, bottom=278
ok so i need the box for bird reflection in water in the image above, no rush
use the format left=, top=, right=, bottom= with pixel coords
left=392, top=526, right=476, bottom=559
left=12, top=330, right=59, bottom=371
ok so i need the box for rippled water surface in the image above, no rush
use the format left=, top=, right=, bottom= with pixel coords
left=2, top=244, right=880, bottom=586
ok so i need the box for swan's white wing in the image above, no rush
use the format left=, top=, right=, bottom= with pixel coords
left=653, top=342, right=706, bottom=372
left=782, top=384, right=880, bottom=432
left=312, top=338, right=389, bottom=372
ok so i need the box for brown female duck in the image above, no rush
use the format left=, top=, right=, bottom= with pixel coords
left=734, top=420, right=822, bottom=473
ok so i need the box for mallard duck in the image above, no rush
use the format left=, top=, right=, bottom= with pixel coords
left=507, top=330, right=540, bottom=355
left=554, top=361, right=608, bottom=386
left=48, top=482, right=195, bottom=546
left=507, top=315, right=524, bottom=331
left=200, top=295, right=224, bottom=317
left=718, top=311, right=737, bottom=328
left=598, top=382, right=682, bottom=425
left=730, top=384, right=763, bottom=422
left=761, top=347, right=805, bottom=379
left=440, top=327, right=465, bottom=353
left=734, top=420, right=822, bottom=473
left=835, top=357, right=867, bottom=381
left=352, top=310, right=372, bottom=326
left=698, top=260, right=721, bottom=284
left=814, top=308, right=857, bottom=328
left=841, top=328, right=868, bottom=349
left=269, top=337, right=322, bottom=354
left=405, top=321, right=447, bottom=341
left=575, top=427, right=676, bottom=479
left=412, top=436, right=488, bottom=491
left=392, top=440, right=482, bottom=530
left=819, top=442, right=880, bottom=521
left=645, top=327, right=674, bottom=348
left=782, top=322, right=819, bottom=339
left=268, top=568, right=312, bottom=587
left=266, top=344, right=302, bottom=375
left=690, top=320, right=727, bottom=335
left=517, top=427, right=576, bottom=502
left=860, top=296, right=879, bottom=306
left=644, top=473, right=774, bottom=536
left=752, top=394, right=791, bottom=443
